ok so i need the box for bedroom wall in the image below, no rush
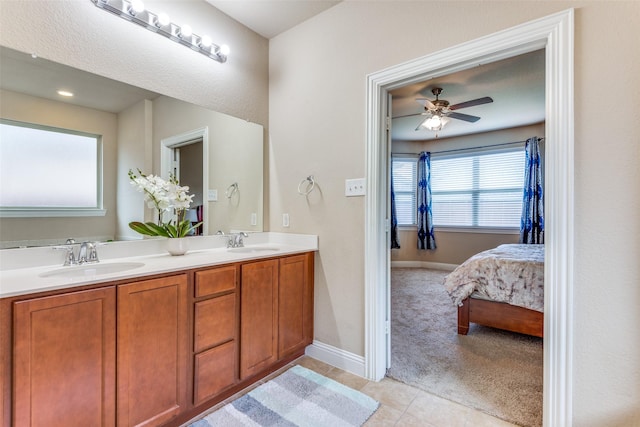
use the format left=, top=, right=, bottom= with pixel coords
left=391, top=124, right=545, bottom=265
left=392, top=230, right=519, bottom=266
left=269, top=2, right=640, bottom=426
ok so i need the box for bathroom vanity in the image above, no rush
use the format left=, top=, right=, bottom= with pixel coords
left=0, top=233, right=317, bottom=427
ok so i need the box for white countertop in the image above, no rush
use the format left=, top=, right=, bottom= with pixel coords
left=0, top=232, right=318, bottom=298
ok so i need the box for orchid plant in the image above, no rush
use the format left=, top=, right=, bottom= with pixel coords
left=128, top=169, right=202, bottom=238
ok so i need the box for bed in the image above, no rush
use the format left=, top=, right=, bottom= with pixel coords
left=443, top=244, right=544, bottom=338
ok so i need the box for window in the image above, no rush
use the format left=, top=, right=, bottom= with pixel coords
left=392, top=148, right=525, bottom=230
left=0, top=119, right=104, bottom=217
left=391, top=158, right=417, bottom=225
left=431, top=149, right=524, bottom=228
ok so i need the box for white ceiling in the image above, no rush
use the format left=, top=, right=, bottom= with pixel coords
left=205, top=0, right=342, bottom=39
left=390, top=49, right=545, bottom=141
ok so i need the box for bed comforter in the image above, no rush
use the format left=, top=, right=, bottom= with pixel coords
left=443, top=244, right=544, bottom=312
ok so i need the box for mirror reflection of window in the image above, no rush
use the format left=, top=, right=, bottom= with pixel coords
left=0, top=119, right=103, bottom=214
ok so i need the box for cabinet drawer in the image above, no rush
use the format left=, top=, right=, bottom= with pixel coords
left=194, top=293, right=237, bottom=352
left=195, top=266, right=237, bottom=298
left=194, top=341, right=237, bottom=406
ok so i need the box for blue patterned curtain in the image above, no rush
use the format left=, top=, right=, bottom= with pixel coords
left=417, top=152, right=436, bottom=250
left=519, top=137, right=544, bottom=244
left=390, top=169, right=401, bottom=249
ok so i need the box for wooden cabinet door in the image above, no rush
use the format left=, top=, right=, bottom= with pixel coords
left=13, top=287, right=116, bottom=427
left=278, top=253, right=314, bottom=358
left=117, top=274, right=188, bottom=427
left=240, top=259, right=278, bottom=380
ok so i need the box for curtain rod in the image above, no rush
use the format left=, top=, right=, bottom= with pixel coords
left=393, top=137, right=544, bottom=157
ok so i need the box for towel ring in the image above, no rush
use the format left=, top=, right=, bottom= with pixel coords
left=297, top=175, right=316, bottom=196
left=225, top=182, right=238, bottom=198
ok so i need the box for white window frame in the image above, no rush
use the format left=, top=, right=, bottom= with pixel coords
left=0, top=119, right=105, bottom=218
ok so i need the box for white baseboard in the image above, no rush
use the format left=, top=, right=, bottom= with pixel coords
left=305, top=340, right=366, bottom=378
left=391, top=260, right=458, bottom=271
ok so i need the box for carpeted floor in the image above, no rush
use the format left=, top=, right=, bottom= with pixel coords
left=387, top=268, right=543, bottom=427
left=190, top=365, right=379, bottom=427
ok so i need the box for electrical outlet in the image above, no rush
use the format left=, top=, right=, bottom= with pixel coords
left=282, top=213, right=290, bottom=227
left=207, top=189, right=218, bottom=201
left=345, top=178, right=366, bottom=197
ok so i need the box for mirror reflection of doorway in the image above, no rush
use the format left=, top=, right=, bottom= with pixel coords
left=170, top=138, right=204, bottom=236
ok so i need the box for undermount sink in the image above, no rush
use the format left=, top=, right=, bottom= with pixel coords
left=227, top=246, right=280, bottom=254
left=39, top=262, right=145, bottom=278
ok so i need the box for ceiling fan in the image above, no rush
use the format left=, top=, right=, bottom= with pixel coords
left=403, top=87, right=493, bottom=133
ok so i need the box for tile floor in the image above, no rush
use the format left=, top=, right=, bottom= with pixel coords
left=184, top=355, right=519, bottom=427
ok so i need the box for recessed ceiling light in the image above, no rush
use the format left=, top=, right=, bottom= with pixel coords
left=57, top=90, right=74, bottom=97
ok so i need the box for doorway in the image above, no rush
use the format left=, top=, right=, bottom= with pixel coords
left=364, top=10, right=574, bottom=427
left=161, top=127, right=209, bottom=236
left=386, top=49, right=545, bottom=425
left=173, top=140, right=204, bottom=235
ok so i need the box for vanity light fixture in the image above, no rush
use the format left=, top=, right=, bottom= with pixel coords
left=90, top=0, right=229, bottom=63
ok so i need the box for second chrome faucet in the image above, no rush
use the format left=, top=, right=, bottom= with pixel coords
left=226, top=232, right=248, bottom=248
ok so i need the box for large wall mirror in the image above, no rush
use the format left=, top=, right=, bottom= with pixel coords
left=0, top=46, right=264, bottom=248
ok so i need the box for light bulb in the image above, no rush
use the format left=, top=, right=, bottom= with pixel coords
left=200, top=35, right=212, bottom=48
left=422, top=115, right=444, bottom=131
left=180, top=24, right=192, bottom=38
left=129, top=0, right=144, bottom=14
left=219, top=44, right=230, bottom=56
left=157, top=12, right=170, bottom=27
left=57, top=90, right=74, bottom=97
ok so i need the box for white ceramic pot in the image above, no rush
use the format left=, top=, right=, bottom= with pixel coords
left=166, top=237, right=189, bottom=256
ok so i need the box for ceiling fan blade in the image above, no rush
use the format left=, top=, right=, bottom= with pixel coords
left=416, top=98, right=436, bottom=110
left=449, top=96, right=493, bottom=110
left=415, top=117, right=430, bottom=131
left=447, top=112, right=481, bottom=123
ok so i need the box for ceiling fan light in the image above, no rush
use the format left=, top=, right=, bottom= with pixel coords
left=422, top=114, right=446, bottom=131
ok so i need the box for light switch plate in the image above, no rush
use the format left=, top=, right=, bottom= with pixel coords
left=207, top=189, right=218, bottom=201
left=282, top=213, right=290, bottom=227
left=345, top=178, right=366, bottom=197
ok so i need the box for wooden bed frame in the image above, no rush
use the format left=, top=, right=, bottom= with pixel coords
left=457, top=296, right=543, bottom=338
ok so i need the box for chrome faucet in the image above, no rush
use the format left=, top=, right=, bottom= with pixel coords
left=53, top=239, right=100, bottom=266
left=77, top=242, right=100, bottom=264
left=227, top=232, right=248, bottom=248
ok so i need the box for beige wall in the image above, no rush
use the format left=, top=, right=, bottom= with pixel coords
left=0, top=89, right=118, bottom=245
left=393, top=230, right=519, bottom=266
left=269, top=2, right=640, bottom=425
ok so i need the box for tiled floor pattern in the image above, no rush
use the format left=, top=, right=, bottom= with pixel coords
left=183, top=355, right=519, bottom=427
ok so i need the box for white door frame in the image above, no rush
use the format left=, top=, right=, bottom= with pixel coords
left=364, top=9, right=574, bottom=427
left=161, top=127, right=209, bottom=235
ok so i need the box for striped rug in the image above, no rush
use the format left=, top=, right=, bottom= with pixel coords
left=189, top=365, right=379, bottom=427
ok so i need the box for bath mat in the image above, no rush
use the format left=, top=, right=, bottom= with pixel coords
left=189, top=365, right=379, bottom=427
